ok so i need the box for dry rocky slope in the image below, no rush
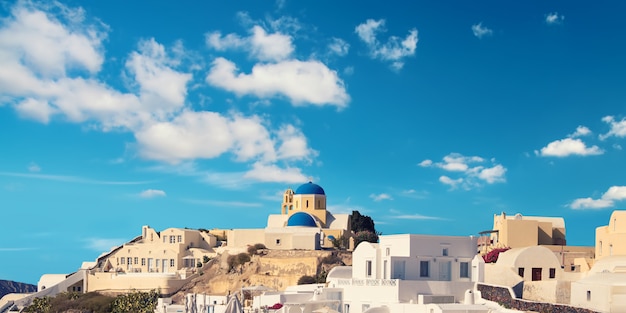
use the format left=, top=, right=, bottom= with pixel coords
left=172, top=249, right=352, bottom=303
left=0, top=279, right=36, bottom=298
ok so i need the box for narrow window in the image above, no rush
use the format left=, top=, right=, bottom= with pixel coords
left=306, top=200, right=309, bottom=208
left=121, top=258, right=125, bottom=265
left=420, top=261, right=429, bottom=277
left=549, top=268, right=556, bottom=279
left=460, top=262, right=469, bottom=278
left=442, top=248, right=449, bottom=256
left=163, top=236, right=167, bottom=243
left=177, top=235, right=182, bottom=243
left=134, top=257, right=138, bottom=265
left=599, top=241, right=603, bottom=255
left=587, top=290, right=591, bottom=301
left=386, top=247, right=390, bottom=256
left=170, top=259, right=175, bottom=267
left=518, top=267, right=524, bottom=278
left=366, top=260, right=372, bottom=277
left=141, top=258, right=146, bottom=266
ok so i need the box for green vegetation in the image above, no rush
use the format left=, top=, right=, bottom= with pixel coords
left=227, top=252, right=252, bottom=272
left=22, top=290, right=158, bottom=313
left=247, top=243, right=267, bottom=255
left=297, top=270, right=327, bottom=285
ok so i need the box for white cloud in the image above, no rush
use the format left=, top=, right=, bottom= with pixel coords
left=439, top=175, right=463, bottom=189
left=545, top=12, right=564, bottom=25
left=392, top=214, right=442, bottom=220
left=422, top=153, right=506, bottom=189
left=472, top=22, right=493, bottom=38
left=243, top=162, right=307, bottom=183
left=28, top=162, right=41, bottom=172
left=370, top=193, right=393, bottom=201
left=570, top=125, right=591, bottom=138
left=276, top=125, right=318, bottom=162
left=570, top=186, right=626, bottom=209
left=183, top=198, right=263, bottom=207
left=600, top=115, right=626, bottom=140
left=139, top=189, right=166, bottom=198
left=206, top=25, right=294, bottom=62
left=418, top=159, right=432, bottom=167
left=537, top=138, right=603, bottom=157
left=14, top=98, right=55, bottom=123
left=328, top=37, right=350, bottom=56
left=0, top=172, right=152, bottom=185
left=355, top=19, right=418, bottom=70
left=206, top=57, right=349, bottom=108
left=478, top=165, right=506, bottom=184
left=1, top=2, right=322, bottom=187
left=0, top=2, right=105, bottom=78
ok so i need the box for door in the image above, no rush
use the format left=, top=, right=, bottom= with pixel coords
left=439, top=261, right=451, bottom=281
left=532, top=268, right=542, bottom=281
left=148, top=258, right=154, bottom=272
left=163, top=259, right=168, bottom=273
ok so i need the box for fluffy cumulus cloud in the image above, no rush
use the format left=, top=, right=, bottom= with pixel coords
left=420, top=153, right=506, bottom=189
left=139, top=189, right=166, bottom=198
left=206, top=25, right=294, bottom=62
left=570, top=186, right=626, bottom=209
left=355, top=19, right=418, bottom=70
left=545, top=12, right=565, bottom=25
left=536, top=126, right=603, bottom=157
left=600, top=116, right=626, bottom=140
left=206, top=57, right=349, bottom=108
left=471, top=22, right=493, bottom=38
left=0, top=2, right=328, bottom=185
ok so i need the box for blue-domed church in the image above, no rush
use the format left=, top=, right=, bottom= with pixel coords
left=228, top=182, right=353, bottom=250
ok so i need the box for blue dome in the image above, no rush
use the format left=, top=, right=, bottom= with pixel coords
left=287, top=212, right=318, bottom=227
left=295, top=182, right=325, bottom=195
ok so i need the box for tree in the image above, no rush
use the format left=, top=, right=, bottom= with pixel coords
left=354, top=230, right=379, bottom=247
left=350, top=210, right=376, bottom=233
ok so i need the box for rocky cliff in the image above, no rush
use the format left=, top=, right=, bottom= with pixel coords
left=0, top=279, right=36, bottom=298
left=172, top=249, right=351, bottom=303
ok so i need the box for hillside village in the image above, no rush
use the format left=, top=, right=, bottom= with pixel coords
left=1, top=181, right=625, bottom=313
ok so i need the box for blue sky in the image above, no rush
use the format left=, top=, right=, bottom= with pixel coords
left=1, top=0, right=626, bottom=284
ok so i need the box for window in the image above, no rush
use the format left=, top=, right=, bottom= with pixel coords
left=518, top=267, right=524, bottom=278
left=177, top=235, right=182, bottom=243
left=460, top=262, right=469, bottom=278
left=276, top=239, right=281, bottom=245
left=163, top=236, right=167, bottom=243
left=127, top=257, right=132, bottom=266
left=442, top=248, right=449, bottom=256
left=599, top=241, right=603, bottom=255
left=532, top=268, right=542, bottom=281
left=134, top=257, right=138, bottom=265
left=121, top=257, right=125, bottom=265
left=344, top=304, right=350, bottom=313
left=420, top=261, right=429, bottom=277
left=549, top=268, right=556, bottom=278
left=170, top=259, right=175, bottom=267
left=587, top=290, right=591, bottom=301
left=383, top=260, right=388, bottom=279
left=385, top=248, right=390, bottom=256
left=306, top=200, right=309, bottom=208
left=170, top=236, right=176, bottom=243
left=366, top=260, right=372, bottom=277
left=141, top=258, right=146, bottom=266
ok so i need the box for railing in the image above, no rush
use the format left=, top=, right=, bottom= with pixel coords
left=335, top=278, right=398, bottom=286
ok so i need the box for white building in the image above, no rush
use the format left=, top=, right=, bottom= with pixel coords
left=326, top=234, right=487, bottom=313
left=571, top=256, right=626, bottom=313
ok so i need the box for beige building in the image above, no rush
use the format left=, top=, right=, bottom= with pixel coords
left=86, top=226, right=219, bottom=294
left=596, top=210, right=626, bottom=260
left=483, top=212, right=566, bottom=250
left=228, top=182, right=353, bottom=250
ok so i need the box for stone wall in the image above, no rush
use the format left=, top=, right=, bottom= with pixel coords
left=477, top=283, right=598, bottom=313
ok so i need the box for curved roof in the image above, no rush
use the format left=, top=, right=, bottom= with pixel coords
left=287, top=212, right=318, bottom=227
left=496, top=246, right=560, bottom=269
left=295, top=182, right=325, bottom=195
left=326, top=266, right=353, bottom=280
